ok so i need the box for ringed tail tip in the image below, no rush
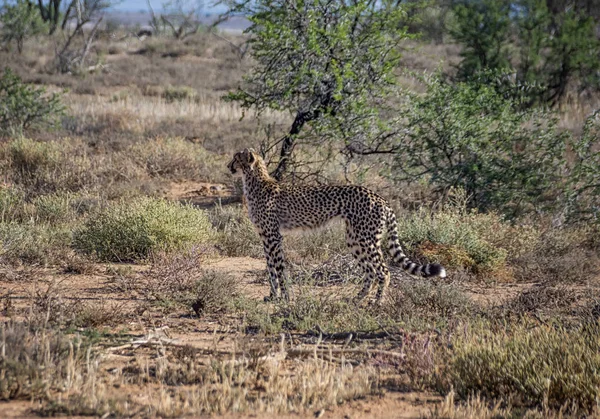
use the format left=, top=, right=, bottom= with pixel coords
left=426, top=263, right=446, bottom=278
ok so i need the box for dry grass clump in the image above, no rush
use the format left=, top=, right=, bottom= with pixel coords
left=142, top=356, right=376, bottom=416
left=444, top=321, right=600, bottom=413
left=284, top=219, right=347, bottom=263
left=0, top=322, right=94, bottom=401
left=0, top=138, right=95, bottom=196
left=428, top=390, right=527, bottom=419
left=73, top=197, right=214, bottom=262
left=127, top=137, right=226, bottom=182
left=383, top=281, right=474, bottom=330
left=0, top=222, right=71, bottom=266
left=210, top=204, right=348, bottom=263
left=209, top=204, right=264, bottom=258
left=513, top=226, right=600, bottom=284
left=492, top=285, right=579, bottom=319
left=142, top=248, right=237, bottom=317
left=241, top=286, right=381, bottom=334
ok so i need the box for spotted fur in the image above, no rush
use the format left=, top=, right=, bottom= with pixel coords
left=227, top=148, right=446, bottom=303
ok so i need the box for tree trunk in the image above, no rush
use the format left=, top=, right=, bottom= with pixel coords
left=271, top=111, right=311, bottom=181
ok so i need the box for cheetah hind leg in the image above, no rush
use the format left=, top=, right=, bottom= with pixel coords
left=351, top=248, right=380, bottom=305
left=373, top=248, right=391, bottom=304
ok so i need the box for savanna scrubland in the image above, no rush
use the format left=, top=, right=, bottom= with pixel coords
left=1, top=0, right=600, bottom=417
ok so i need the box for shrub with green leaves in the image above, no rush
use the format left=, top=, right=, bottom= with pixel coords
left=446, top=321, right=600, bottom=413
left=567, top=110, right=600, bottom=224
left=450, top=0, right=600, bottom=104
left=0, top=0, right=47, bottom=53
left=450, top=0, right=511, bottom=79
left=395, top=190, right=539, bottom=276
left=395, top=73, right=568, bottom=218
left=73, top=197, right=214, bottom=262
left=0, top=69, right=65, bottom=134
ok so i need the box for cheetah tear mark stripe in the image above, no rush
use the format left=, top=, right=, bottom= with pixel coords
left=385, top=208, right=447, bottom=279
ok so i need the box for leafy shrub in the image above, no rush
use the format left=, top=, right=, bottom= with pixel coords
left=450, top=0, right=600, bottom=104
left=0, top=0, right=47, bottom=53
left=0, top=69, right=65, bottom=134
left=450, top=0, right=511, bottom=79
left=395, top=73, right=568, bottom=218
left=567, top=110, right=600, bottom=223
left=446, top=321, right=600, bottom=413
left=73, top=197, right=214, bottom=262
left=395, top=191, right=539, bottom=277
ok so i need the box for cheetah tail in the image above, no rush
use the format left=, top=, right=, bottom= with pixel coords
left=385, top=208, right=447, bottom=278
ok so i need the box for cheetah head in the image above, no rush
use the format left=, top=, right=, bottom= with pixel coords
left=228, top=148, right=258, bottom=175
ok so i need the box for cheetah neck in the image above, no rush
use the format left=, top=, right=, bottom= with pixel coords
left=241, top=162, right=276, bottom=201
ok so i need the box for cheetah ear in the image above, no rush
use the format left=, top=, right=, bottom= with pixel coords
left=247, top=150, right=256, bottom=170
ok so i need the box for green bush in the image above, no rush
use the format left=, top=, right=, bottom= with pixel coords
left=0, top=0, right=47, bottom=53
left=449, top=0, right=600, bottom=104
left=73, top=197, right=214, bottom=262
left=395, top=190, right=539, bottom=276
left=0, top=69, right=65, bottom=134
left=447, top=321, right=600, bottom=413
left=567, top=110, right=600, bottom=223
left=450, top=0, right=511, bottom=79
left=395, top=73, right=568, bottom=218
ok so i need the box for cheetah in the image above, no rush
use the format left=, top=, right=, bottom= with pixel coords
left=227, top=148, right=446, bottom=303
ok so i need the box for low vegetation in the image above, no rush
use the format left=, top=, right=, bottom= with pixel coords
left=445, top=321, right=600, bottom=412
left=73, top=197, right=214, bottom=262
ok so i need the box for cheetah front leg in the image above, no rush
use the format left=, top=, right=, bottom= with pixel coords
left=261, top=230, right=290, bottom=302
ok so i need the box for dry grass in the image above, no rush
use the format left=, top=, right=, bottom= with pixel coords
left=142, top=248, right=237, bottom=317
left=0, top=322, right=96, bottom=401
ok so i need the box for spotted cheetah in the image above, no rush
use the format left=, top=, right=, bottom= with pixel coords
left=227, top=148, right=446, bottom=303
